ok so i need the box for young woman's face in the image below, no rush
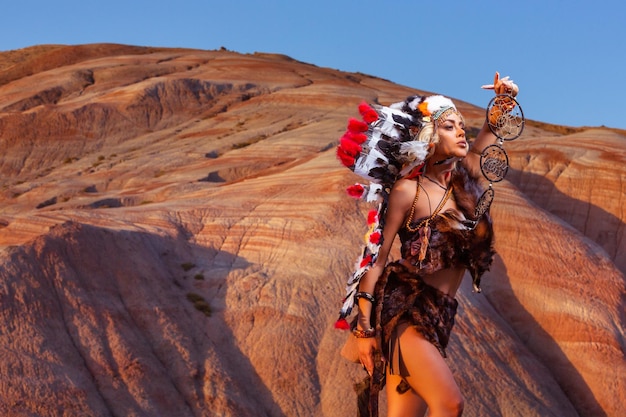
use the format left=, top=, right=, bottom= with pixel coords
left=434, top=113, right=467, bottom=159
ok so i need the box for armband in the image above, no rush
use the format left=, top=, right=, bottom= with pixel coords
left=354, top=291, right=376, bottom=304
left=352, top=327, right=376, bottom=338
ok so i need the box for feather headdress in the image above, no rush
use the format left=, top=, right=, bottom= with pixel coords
left=335, top=94, right=459, bottom=328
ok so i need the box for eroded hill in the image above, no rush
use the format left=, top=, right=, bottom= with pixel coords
left=0, top=44, right=624, bottom=417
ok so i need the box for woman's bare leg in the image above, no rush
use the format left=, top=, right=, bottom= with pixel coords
left=386, top=372, right=428, bottom=417
left=387, top=323, right=464, bottom=417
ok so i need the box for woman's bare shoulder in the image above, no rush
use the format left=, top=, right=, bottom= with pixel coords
left=390, top=178, right=418, bottom=208
left=392, top=177, right=418, bottom=193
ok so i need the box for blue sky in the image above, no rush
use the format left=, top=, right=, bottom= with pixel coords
left=2, top=0, right=625, bottom=129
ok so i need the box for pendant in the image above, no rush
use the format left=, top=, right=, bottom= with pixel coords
left=417, top=221, right=431, bottom=263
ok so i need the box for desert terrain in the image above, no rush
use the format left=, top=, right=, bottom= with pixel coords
left=0, top=44, right=624, bottom=416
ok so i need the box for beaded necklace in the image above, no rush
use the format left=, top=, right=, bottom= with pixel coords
left=404, top=177, right=453, bottom=263
left=405, top=177, right=453, bottom=233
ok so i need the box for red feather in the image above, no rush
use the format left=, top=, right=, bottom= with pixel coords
left=363, top=109, right=378, bottom=124
left=358, top=101, right=373, bottom=116
left=346, top=131, right=367, bottom=144
left=339, top=136, right=362, bottom=157
left=360, top=254, right=373, bottom=268
left=367, top=209, right=378, bottom=225
left=358, top=101, right=379, bottom=123
left=369, top=231, right=381, bottom=244
left=347, top=118, right=368, bottom=133
left=334, top=318, right=351, bottom=330
left=405, top=163, right=425, bottom=179
left=346, top=183, right=365, bottom=198
left=336, top=147, right=355, bottom=167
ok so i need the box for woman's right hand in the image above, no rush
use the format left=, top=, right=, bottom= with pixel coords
left=357, top=336, right=380, bottom=376
left=481, top=71, right=519, bottom=96
left=481, top=71, right=520, bottom=125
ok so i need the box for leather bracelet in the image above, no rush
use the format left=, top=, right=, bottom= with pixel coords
left=352, top=327, right=376, bottom=338
left=355, top=291, right=375, bottom=304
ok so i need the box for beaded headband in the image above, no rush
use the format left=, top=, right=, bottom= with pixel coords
left=431, top=105, right=453, bottom=120
left=433, top=106, right=463, bottom=123
left=417, top=95, right=463, bottom=125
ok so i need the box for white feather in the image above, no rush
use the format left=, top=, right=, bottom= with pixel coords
left=365, top=183, right=383, bottom=202
left=399, top=141, right=429, bottom=162
left=426, top=95, right=457, bottom=114
left=354, top=150, right=388, bottom=179
left=374, top=119, right=401, bottom=138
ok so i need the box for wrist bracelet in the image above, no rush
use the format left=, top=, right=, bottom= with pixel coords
left=355, top=291, right=376, bottom=304
left=352, top=327, right=376, bottom=338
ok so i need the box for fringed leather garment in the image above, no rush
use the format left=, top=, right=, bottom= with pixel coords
left=358, top=165, right=496, bottom=417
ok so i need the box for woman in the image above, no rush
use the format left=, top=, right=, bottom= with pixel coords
left=336, top=73, right=519, bottom=417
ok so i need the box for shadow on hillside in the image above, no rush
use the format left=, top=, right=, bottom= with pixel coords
left=506, top=167, right=625, bottom=275
left=106, top=226, right=286, bottom=417
left=3, top=221, right=284, bottom=417
left=482, top=260, right=608, bottom=417
left=485, top=164, right=626, bottom=417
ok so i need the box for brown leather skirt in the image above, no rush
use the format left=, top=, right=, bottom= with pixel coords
left=376, top=262, right=458, bottom=365
left=359, top=261, right=458, bottom=417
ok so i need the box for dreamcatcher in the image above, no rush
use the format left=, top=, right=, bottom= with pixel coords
left=472, top=76, right=525, bottom=224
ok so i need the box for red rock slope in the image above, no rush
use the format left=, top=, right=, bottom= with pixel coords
left=0, top=44, right=623, bottom=417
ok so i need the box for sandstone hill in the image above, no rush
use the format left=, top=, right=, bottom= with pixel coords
left=0, top=44, right=624, bottom=417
